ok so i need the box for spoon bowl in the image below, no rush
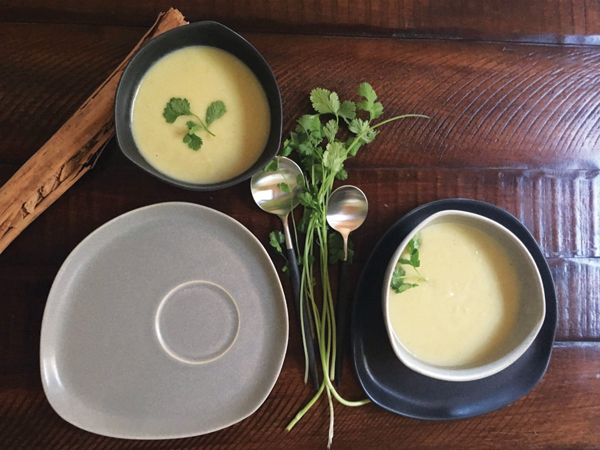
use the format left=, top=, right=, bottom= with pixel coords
left=326, top=185, right=368, bottom=386
left=250, top=157, right=303, bottom=219
left=327, top=186, right=369, bottom=259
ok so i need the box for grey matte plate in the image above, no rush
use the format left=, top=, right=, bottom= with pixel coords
left=40, top=202, right=288, bottom=439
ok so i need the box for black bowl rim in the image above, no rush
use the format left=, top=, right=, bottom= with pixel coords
left=114, top=21, right=283, bottom=191
left=352, top=198, right=558, bottom=420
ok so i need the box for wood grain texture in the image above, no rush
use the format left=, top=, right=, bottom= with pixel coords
left=1, top=17, right=600, bottom=450
left=2, top=26, right=600, bottom=171
left=1, top=343, right=599, bottom=450
left=2, top=0, right=600, bottom=45
left=1, top=162, right=599, bottom=379
left=0, top=9, right=187, bottom=254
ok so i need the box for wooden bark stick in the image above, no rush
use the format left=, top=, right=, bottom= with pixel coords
left=0, top=8, right=188, bottom=254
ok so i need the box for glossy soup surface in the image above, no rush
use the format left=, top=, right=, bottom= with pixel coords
left=132, top=46, right=270, bottom=184
left=388, top=222, right=521, bottom=367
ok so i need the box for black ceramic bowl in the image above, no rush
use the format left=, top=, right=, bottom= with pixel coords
left=114, top=21, right=283, bottom=191
left=352, top=199, right=557, bottom=420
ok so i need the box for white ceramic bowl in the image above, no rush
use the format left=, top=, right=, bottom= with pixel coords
left=382, top=210, right=546, bottom=382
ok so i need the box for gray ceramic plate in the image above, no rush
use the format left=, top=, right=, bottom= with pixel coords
left=40, top=202, right=288, bottom=439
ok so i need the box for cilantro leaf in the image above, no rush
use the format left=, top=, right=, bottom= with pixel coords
left=396, top=283, right=418, bottom=294
left=310, top=88, right=340, bottom=115
left=393, top=265, right=406, bottom=277
left=323, top=119, right=339, bottom=142
left=391, top=264, right=419, bottom=293
left=357, top=83, right=384, bottom=120
left=263, top=157, right=279, bottom=172
left=269, top=230, right=285, bottom=254
left=329, top=92, right=340, bottom=115
left=298, top=191, right=318, bottom=209
left=205, top=100, right=226, bottom=126
left=328, top=232, right=354, bottom=264
left=410, top=232, right=422, bottom=251
left=183, top=133, right=202, bottom=151
left=371, top=102, right=384, bottom=119
left=297, top=207, right=312, bottom=233
left=348, top=118, right=370, bottom=135
left=339, top=101, right=357, bottom=121
left=391, top=234, right=426, bottom=293
left=410, top=249, right=420, bottom=267
left=335, top=169, right=348, bottom=181
left=390, top=265, right=406, bottom=291
left=357, top=82, right=377, bottom=103
left=349, top=118, right=379, bottom=144
left=323, top=142, right=346, bottom=173
left=183, top=121, right=203, bottom=150
left=269, top=230, right=290, bottom=278
left=163, top=98, right=191, bottom=123
left=345, top=137, right=362, bottom=157
left=186, top=120, right=201, bottom=135
left=300, top=254, right=316, bottom=266
left=280, top=143, right=293, bottom=157
left=298, top=114, right=322, bottom=136
left=278, top=182, right=291, bottom=193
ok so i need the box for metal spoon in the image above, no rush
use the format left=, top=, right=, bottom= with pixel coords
left=326, top=185, right=368, bottom=386
left=250, top=157, right=320, bottom=391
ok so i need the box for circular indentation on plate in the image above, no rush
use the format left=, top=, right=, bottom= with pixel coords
left=155, top=281, right=240, bottom=364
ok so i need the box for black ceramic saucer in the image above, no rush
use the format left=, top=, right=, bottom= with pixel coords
left=352, top=199, right=557, bottom=420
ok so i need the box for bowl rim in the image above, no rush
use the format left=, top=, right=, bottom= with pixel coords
left=114, top=20, right=283, bottom=191
left=382, top=209, right=546, bottom=382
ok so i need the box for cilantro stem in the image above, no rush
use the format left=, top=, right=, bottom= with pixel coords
left=413, top=267, right=426, bottom=280
left=396, top=275, right=428, bottom=283
left=326, top=385, right=334, bottom=448
left=285, top=382, right=325, bottom=431
left=190, top=114, right=215, bottom=137
left=345, top=114, right=430, bottom=157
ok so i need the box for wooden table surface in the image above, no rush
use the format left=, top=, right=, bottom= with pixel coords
left=1, top=2, right=599, bottom=449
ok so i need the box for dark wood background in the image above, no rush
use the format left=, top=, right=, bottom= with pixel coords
left=1, top=1, right=599, bottom=449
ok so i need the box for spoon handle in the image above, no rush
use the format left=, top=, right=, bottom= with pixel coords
left=335, top=259, right=350, bottom=387
left=286, top=247, right=320, bottom=391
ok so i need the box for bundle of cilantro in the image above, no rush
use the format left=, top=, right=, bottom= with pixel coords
left=266, top=83, right=428, bottom=447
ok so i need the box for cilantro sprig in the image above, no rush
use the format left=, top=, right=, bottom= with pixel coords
left=263, top=83, right=429, bottom=446
left=163, top=98, right=226, bottom=151
left=268, top=231, right=290, bottom=277
left=391, top=233, right=427, bottom=294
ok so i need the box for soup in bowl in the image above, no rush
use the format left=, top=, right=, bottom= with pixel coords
left=115, top=21, right=282, bottom=191
left=382, top=210, right=545, bottom=382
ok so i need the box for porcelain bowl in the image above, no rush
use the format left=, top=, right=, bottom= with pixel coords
left=382, top=210, right=546, bottom=382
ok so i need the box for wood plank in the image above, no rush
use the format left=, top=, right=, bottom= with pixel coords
left=1, top=164, right=599, bottom=369
left=2, top=163, right=598, bottom=263
left=551, top=258, right=600, bottom=340
left=0, top=24, right=144, bottom=166
left=1, top=0, right=600, bottom=45
left=1, top=25, right=599, bottom=171
left=1, top=256, right=598, bottom=380
left=0, top=342, right=598, bottom=449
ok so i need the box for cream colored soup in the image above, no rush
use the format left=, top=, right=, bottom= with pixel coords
left=132, top=46, right=270, bottom=184
left=388, top=222, right=520, bottom=367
